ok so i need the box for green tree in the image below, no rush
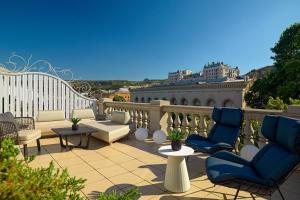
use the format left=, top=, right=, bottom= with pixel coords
left=113, top=95, right=126, bottom=102
left=0, top=139, right=85, bottom=200
left=245, top=23, right=300, bottom=108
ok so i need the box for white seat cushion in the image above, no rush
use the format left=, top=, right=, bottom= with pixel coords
left=82, top=120, right=130, bottom=144
left=111, top=111, right=130, bottom=124
left=18, top=129, right=41, bottom=141
left=37, top=110, right=65, bottom=122
left=72, top=109, right=95, bottom=119
left=35, top=120, right=72, bottom=137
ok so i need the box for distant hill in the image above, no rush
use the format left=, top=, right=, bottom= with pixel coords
left=245, top=65, right=275, bottom=80
left=69, top=79, right=166, bottom=98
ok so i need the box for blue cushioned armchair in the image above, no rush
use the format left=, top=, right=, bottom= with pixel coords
left=186, top=107, right=243, bottom=154
left=205, top=115, right=300, bottom=200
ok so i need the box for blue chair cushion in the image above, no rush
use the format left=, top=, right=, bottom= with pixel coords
left=212, top=107, right=222, bottom=123
left=206, top=154, right=272, bottom=186
left=261, top=115, right=279, bottom=142
left=186, top=134, right=214, bottom=153
left=253, top=143, right=300, bottom=182
left=276, top=116, right=300, bottom=152
left=220, top=108, right=243, bottom=127
left=209, top=124, right=239, bottom=146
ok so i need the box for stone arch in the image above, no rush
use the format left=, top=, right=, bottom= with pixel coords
left=181, top=98, right=188, bottom=105
left=170, top=98, right=177, bottom=105
left=206, top=98, right=216, bottom=107
left=147, top=97, right=152, bottom=103
left=223, top=99, right=234, bottom=107
left=193, top=98, right=201, bottom=106
left=141, top=97, right=145, bottom=103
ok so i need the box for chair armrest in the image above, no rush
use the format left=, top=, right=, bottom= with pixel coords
left=211, top=150, right=251, bottom=166
left=0, top=121, right=19, bottom=143
left=14, top=117, right=35, bottom=130
left=211, top=143, right=234, bottom=152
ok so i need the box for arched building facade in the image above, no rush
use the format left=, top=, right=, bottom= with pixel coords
left=130, top=80, right=250, bottom=108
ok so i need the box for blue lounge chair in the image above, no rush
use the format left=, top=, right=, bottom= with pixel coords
left=205, top=115, right=300, bottom=200
left=186, top=107, right=243, bottom=154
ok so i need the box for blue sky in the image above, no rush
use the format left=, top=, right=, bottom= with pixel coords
left=0, top=0, right=299, bottom=80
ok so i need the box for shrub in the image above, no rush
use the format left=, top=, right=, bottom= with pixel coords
left=266, top=96, right=288, bottom=110
left=97, top=188, right=140, bottom=200
left=0, top=138, right=86, bottom=200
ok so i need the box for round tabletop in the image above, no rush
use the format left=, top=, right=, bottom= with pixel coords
left=158, top=145, right=194, bottom=157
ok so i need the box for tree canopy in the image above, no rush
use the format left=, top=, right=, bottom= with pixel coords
left=113, top=95, right=126, bottom=102
left=245, top=23, right=300, bottom=108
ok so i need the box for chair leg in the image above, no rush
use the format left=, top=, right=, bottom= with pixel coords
left=36, top=139, right=41, bottom=152
left=23, top=144, right=28, bottom=157
left=276, top=184, right=285, bottom=200
left=233, top=185, right=241, bottom=200
left=250, top=193, right=256, bottom=200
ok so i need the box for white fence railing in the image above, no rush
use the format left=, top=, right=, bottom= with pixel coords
left=0, top=72, right=97, bottom=119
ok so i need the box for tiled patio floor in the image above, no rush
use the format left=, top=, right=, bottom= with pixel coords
left=23, top=135, right=300, bottom=200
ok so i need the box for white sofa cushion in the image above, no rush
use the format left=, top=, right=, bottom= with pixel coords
left=72, top=109, right=95, bottom=119
left=111, top=111, right=130, bottom=125
left=37, top=110, right=65, bottom=122
left=82, top=120, right=130, bottom=144
left=35, top=120, right=72, bottom=137
left=18, top=129, right=41, bottom=141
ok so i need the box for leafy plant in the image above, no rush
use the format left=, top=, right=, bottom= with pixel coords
left=266, top=96, right=288, bottom=110
left=0, top=138, right=86, bottom=200
left=168, top=130, right=185, bottom=141
left=290, top=98, right=300, bottom=105
left=98, top=188, right=140, bottom=200
left=71, top=117, right=81, bottom=125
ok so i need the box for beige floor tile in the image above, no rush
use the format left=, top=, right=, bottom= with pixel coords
left=51, top=151, right=78, bottom=160
left=109, top=172, right=144, bottom=188
left=56, top=156, right=85, bottom=168
left=97, top=165, right=128, bottom=178
left=122, top=180, right=165, bottom=200
left=120, top=159, right=145, bottom=171
left=76, top=170, right=105, bottom=184
left=79, top=152, right=105, bottom=162
left=82, top=179, right=119, bottom=200
left=169, top=185, right=202, bottom=197
left=132, top=167, right=164, bottom=182
left=108, top=154, right=135, bottom=164
left=97, top=148, right=122, bottom=157
left=88, top=158, right=115, bottom=169
left=67, top=162, right=94, bottom=176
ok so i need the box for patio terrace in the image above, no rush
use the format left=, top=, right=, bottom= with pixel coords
left=24, top=134, right=300, bottom=200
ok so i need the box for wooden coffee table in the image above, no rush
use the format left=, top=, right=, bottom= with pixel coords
left=52, top=127, right=98, bottom=149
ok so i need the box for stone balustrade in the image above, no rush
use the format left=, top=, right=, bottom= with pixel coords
left=98, top=99, right=300, bottom=150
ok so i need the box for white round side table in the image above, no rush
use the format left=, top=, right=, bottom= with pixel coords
left=158, top=145, right=194, bottom=193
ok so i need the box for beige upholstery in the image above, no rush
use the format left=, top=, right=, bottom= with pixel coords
left=36, top=120, right=72, bottom=137
left=111, top=111, right=130, bottom=125
left=72, top=109, right=95, bottom=119
left=18, top=129, right=41, bottom=145
left=82, top=120, right=130, bottom=144
left=37, top=110, right=65, bottom=122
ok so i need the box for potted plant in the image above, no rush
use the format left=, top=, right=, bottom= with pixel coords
left=71, top=118, right=81, bottom=130
left=168, top=130, right=185, bottom=151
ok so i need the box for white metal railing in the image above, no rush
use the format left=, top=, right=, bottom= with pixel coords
left=0, top=71, right=97, bottom=119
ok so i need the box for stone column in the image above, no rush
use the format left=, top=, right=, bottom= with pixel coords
left=149, top=100, right=170, bottom=134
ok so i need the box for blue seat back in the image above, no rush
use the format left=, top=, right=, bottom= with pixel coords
left=252, top=115, right=300, bottom=183
left=208, top=107, right=243, bottom=146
